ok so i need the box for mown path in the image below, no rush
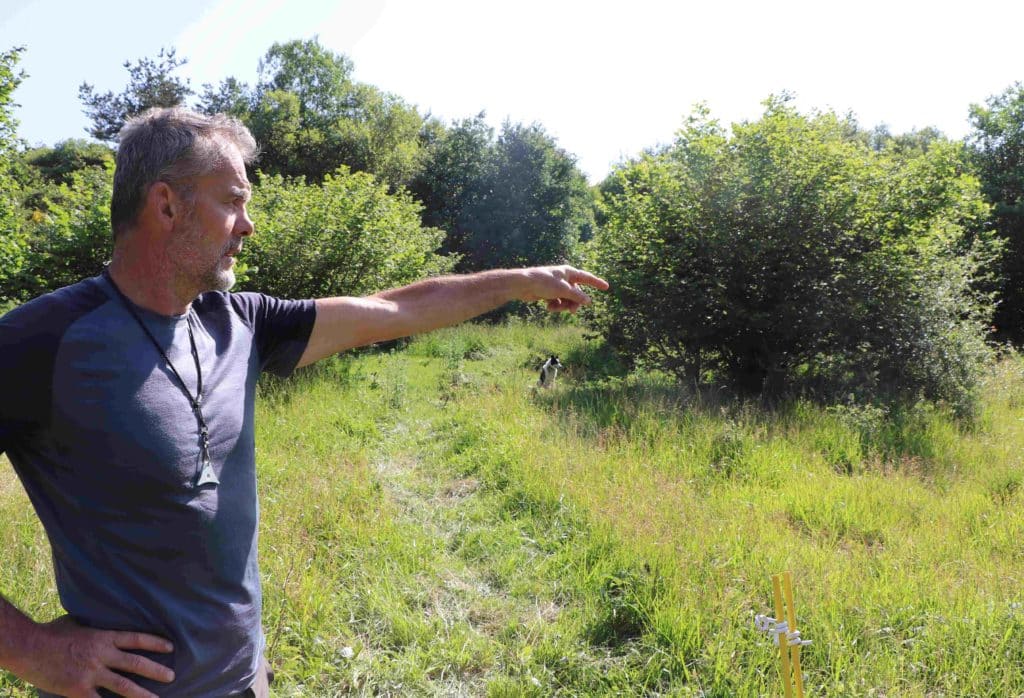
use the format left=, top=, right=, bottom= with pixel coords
left=356, top=410, right=572, bottom=697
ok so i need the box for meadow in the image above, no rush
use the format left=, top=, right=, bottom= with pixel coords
left=1, top=322, right=1023, bottom=696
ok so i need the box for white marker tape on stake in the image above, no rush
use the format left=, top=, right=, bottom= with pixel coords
left=754, top=615, right=812, bottom=647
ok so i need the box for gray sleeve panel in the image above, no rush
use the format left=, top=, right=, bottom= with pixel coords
left=222, top=292, right=317, bottom=376
left=0, top=279, right=110, bottom=456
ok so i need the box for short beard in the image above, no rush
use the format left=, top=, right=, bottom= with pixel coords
left=199, top=238, right=237, bottom=293
left=172, top=208, right=237, bottom=295
left=208, top=255, right=236, bottom=293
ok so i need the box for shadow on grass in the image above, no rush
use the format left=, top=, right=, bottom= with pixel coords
left=535, top=342, right=966, bottom=481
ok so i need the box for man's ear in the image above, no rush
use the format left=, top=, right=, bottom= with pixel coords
left=145, top=182, right=184, bottom=231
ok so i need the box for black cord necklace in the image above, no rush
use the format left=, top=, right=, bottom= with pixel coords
left=103, top=269, right=219, bottom=487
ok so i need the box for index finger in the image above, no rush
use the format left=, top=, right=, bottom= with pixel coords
left=111, top=631, right=174, bottom=654
left=565, top=268, right=609, bottom=291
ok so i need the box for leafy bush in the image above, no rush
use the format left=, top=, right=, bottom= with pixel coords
left=23, top=139, right=114, bottom=185
left=592, top=98, right=1000, bottom=411
left=0, top=46, right=27, bottom=305
left=4, top=162, right=453, bottom=305
left=0, top=178, right=26, bottom=305
left=16, top=165, right=114, bottom=298
left=242, top=167, right=454, bottom=299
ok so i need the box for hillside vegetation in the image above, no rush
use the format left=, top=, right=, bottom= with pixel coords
left=2, top=323, right=1022, bottom=696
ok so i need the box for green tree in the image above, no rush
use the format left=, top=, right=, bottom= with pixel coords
left=0, top=46, right=28, bottom=307
left=228, top=38, right=426, bottom=188
left=242, top=167, right=454, bottom=300
left=593, top=98, right=999, bottom=410
left=969, top=83, right=1024, bottom=343
left=197, top=76, right=252, bottom=118
left=459, top=122, right=593, bottom=270
left=413, top=118, right=593, bottom=273
left=79, top=48, right=193, bottom=142
left=410, top=114, right=493, bottom=259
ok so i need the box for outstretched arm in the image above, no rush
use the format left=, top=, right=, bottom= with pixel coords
left=297, top=265, right=608, bottom=367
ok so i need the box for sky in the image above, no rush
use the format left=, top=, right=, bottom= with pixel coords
left=3, top=0, right=1023, bottom=183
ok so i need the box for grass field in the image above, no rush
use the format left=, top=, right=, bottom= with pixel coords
left=2, top=321, right=1023, bottom=696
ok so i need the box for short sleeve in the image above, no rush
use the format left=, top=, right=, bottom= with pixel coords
left=226, top=293, right=317, bottom=377
left=0, top=281, right=110, bottom=455
left=1, top=306, right=60, bottom=455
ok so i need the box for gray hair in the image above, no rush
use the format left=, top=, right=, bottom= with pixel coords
left=111, top=107, right=258, bottom=239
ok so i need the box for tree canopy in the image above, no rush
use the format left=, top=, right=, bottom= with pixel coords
left=412, top=117, right=593, bottom=273
left=200, top=38, right=427, bottom=189
left=78, top=48, right=193, bottom=142
left=969, top=83, right=1024, bottom=343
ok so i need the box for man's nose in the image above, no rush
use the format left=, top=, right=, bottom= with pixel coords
left=237, top=206, right=254, bottom=237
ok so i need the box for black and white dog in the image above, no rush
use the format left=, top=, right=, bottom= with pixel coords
left=538, top=355, right=564, bottom=388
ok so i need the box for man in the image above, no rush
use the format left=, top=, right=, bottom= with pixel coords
left=0, top=107, right=607, bottom=697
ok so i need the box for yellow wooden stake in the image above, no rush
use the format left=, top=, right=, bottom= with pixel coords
left=772, top=574, right=794, bottom=698
left=783, top=571, right=805, bottom=698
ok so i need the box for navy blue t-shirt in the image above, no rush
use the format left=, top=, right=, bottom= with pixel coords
left=0, top=273, right=316, bottom=696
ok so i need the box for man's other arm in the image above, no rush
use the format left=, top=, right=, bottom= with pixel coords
left=0, top=594, right=174, bottom=697
left=297, top=265, right=609, bottom=368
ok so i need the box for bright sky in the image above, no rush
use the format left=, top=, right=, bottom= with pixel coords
left=3, top=0, right=1023, bottom=183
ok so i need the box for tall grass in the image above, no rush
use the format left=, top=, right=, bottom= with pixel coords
left=1, top=322, right=1022, bottom=695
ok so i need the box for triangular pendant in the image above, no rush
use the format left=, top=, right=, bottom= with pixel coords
left=196, top=462, right=220, bottom=487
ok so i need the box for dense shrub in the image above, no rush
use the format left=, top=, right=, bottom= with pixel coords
left=23, top=139, right=114, bottom=186
left=16, top=165, right=114, bottom=298
left=591, top=98, right=1000, bottom=411
left=0, top=47, right=27, bottom=305
left=4, top=164, right=454, bottom=305
left=241, top=167, right=454, bottom=299
left=0, top=176, right=26, bottom=306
